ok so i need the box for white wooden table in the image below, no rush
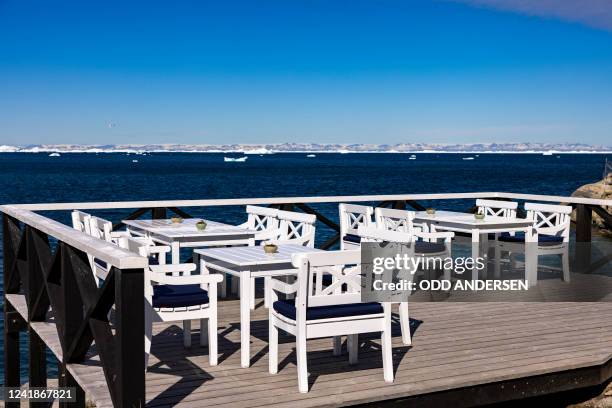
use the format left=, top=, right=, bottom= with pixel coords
left=195, top=244, right=323, bottom=368
left=123, top=218, right=255, bottom=264
left=414, top=211, right=536, bottom=281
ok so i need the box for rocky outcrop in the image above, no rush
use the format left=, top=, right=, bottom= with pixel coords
left=571, top=174, right=612, bottom=236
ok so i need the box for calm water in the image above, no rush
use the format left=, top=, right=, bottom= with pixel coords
left=0, top=152, right=609, bottom=381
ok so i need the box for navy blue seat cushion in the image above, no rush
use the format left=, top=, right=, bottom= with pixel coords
left=498, top=232, right=564, bottom=245
left=152, top=284, right=209, bottom=308
left=414, top=241, right=446, bottom=253
left=343, top=234, right=362, bottom=244
left=273, top=299, right=383, bottom=321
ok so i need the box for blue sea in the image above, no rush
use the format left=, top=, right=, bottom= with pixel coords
left=0, top=152, right=609, bottom=382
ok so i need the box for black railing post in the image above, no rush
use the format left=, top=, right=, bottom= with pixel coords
left=575, top=204, right=592, bottom=272
left=3, top=214, right=23, bottom=408
left=29, top=330, right=47, bottom=406
left=3, top=305, right=23, bottom=408
left=151, top=207, right=167, bottom=219
left=114, top=267, right=145, bottom=407
left=58, top=362, right=85, bottom=408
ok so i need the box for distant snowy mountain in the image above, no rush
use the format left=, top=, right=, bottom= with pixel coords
left=0, top=142, right=610, bottom=153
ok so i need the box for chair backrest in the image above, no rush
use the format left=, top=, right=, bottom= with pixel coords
left=276, top=210, right=316, bottom=247
left=71, top=210, right=92, bottom=235
left=374, top=207, right=416, bottom=236
left=339, top=203, right=373, bottom=239
left=524, top=202, right=572, bottom=240
left=292, top=250, right=362, bottom=311
left=244, top=205, right=279, bottom=232
left=88, top=216, right=114, bottom=243
left=476, top=199, right=518, bottom=219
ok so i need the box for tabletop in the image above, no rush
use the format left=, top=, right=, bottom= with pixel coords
left=123, top=218, right=254, bottom=238
left=195, top=244, right=323, bottom=267
left=414, top=210, right=534, bottom=229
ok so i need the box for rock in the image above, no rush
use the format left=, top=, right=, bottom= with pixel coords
left=571, top=174, right=612, bottom=237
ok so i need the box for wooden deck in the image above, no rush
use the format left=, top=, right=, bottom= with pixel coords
left=7, top=291, right=612, bottom=407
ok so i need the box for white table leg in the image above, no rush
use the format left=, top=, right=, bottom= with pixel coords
left=240, top=273, right=252, bottom=368
left=264, top=276, right=271, bottom=308
left=250, top=277, right=256, bottom=310
left=525, top=228, right=538, bottom=287
left=471, top=229, right=480, bottom=282
left=481, top=233, right=489, bottom=277
left=171, top=241, right=180, bottom=264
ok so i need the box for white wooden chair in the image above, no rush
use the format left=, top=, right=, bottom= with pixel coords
left=363, top=210, right=453, bottom=346
left=268, top=250, right=393, bottom=393
left=475, top=199, right=518, bottom=276
left=71, top=210, right=92, bottom=235
left=118, top=236, right=223, bottom=368
left=491, top=202, right=571, bottom=285
left=476, top=199, right=518, bottom=219
left=339, top=203, right=373, bottom=250
left=238, top=205, right=280, bottom=242
left=71, top=211, right=112, bottom=284
left=259, top=210, right=317, bottom=308
left=273, top=210, right=316, bottom=247
left=226, top=206, right=280, bottom=299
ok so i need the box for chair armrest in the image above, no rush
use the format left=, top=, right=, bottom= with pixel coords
left=149, top=263, right=196, bottom=275
left=147, top=245, right=171, bottom=254
left=110, top=231, right=131, bottom=239
left=268, top=278, right=297, bottom=295
left=150, top=273, right=224, bottom=286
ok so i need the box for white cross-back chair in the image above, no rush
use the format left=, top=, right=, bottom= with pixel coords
left=256, top=210, right=317, bottom=308
left=360, top=213, right=453, bottom=346
left=71, top=211, right=112, bottom=284
left=339, top=203, right=373, bottom=250
left=475, top=199, right=518, bottom=276
left=273, top=210, right=316, bottom=247
left=492, top=202, right=571, bottom=285
left=238, top=205, right=280, bottom=242
left=476, top=199, right=518, bottom=219
left=71, top=211, right=96, bottom=274
left=118, top=236, right=223, bottom=369
left=231, top=206, right=280, bottom=301
left=268, top=250, right=393, bottom=393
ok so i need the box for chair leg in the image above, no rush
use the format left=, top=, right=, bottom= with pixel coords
left=562, top=250, right=570, bottom=282
left=200, top=318, right=208, bottom=347
left=220, top=274, right=227, bottom=298
left=494, top=245, right=501, bottom=279
left=398, top=302, right=411, bottom=346
left=183, top=320, right=191, bottom=347
left=208, top=315, right=218, bottom=366
left=231, top=275, right=239, bottom=295
left=332, top=336, right=342, bottom=356
left=296, top=332, right=308, bottom=393
left=269, top=319, right=278, bottom=374
left=348, top=334, right=358, bottom=365
left=381, top=326, right=393, bottom=383
left=144, top=305, right=153, bottom=371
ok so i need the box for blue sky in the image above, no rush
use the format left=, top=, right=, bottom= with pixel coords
left=1, top=0, right=611, bottom=146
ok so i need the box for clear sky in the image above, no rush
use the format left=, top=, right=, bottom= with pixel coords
left=1, top=0, right=611, bottom=146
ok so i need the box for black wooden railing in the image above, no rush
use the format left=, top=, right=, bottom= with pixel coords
left=3, top=214, right=144, bottom=408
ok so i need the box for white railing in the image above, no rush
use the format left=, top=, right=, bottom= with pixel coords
left=4, top=191, right=611, bottom=212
